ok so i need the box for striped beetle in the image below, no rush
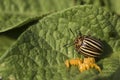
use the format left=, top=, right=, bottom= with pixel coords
left=74, top=34, right=104, bottom=58
left=64, top=30, right=103, bottom=72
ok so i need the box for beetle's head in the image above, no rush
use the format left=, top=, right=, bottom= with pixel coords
left=74, top=36, right=84, bottom=50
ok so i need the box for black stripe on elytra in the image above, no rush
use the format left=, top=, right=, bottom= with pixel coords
left=84, top=38, right=103, bottom=51
left=83, top=41, right=103, bottom=52
left=79, top=47, right=99, bottom=57
left=85, top=37, right=103, bottom=48
left=80, top=46, right=102, bottom=55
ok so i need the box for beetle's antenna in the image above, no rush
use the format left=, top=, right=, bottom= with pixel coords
left=63, top=28, right=75, bottom=48
left=76, top=29, right=82, bottom=36
left=63, top=42, right=74, bottom=47
left=78, top=31, right=82, bottom=36
left=69, top=28, right=76, bottom=37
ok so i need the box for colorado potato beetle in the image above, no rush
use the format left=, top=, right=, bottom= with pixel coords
left=74, top=35, right=104, bottom=58
left=64, top=30, right=104, bottom=72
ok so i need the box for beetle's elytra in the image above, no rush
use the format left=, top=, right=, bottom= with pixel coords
left=74, top=35, right=104, bottom=58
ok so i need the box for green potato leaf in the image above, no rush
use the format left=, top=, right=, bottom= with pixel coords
left=0, top=35, right=15, bottom=57
left=1, top=5, right=120, bottom=80
left=74, top=0, right=120, bottom=15
left=107, top=0, right=120, bottom=15
left=0, top=25, right=30, bottom=57
left=0, top=0, right=76, bottom=62
left=0, top=0, right=75, bottom=32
